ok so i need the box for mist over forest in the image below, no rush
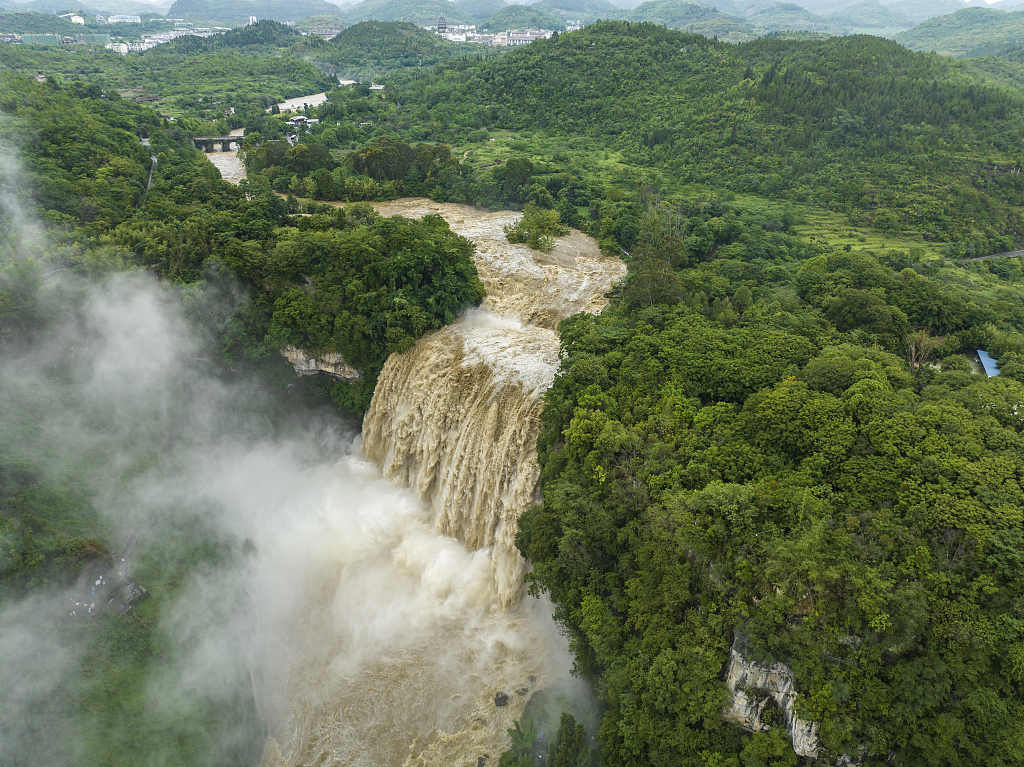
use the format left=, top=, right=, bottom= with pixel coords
left=3, top=4, right=1024, bottom=767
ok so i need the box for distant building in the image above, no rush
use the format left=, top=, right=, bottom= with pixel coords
left=108, top=15, right=142, bottom=23
left=59, top=13, right=86, bottom=24
left=105, top=42, right=129, bottom=54
left=248, top=16, right=257, bottom=24
left=437, top=14, right=446, bottom=32
left=369, top=84, right=385, bottom=91
left=506, top=29, right=552, bottom=46
left=24, top=34, right=60, bottom=44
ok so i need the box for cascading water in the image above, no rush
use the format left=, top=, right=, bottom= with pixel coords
left=264, top=200, right=624, bottom=767
left=362, top=200, right=626, bottom=608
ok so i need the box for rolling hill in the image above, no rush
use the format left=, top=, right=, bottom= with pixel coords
left=622, top=0, right=728, bottom=29
left=166, top=0, right=344, bottom=24
left=454, top=0, right=505, bottom=22
left=303, top=19, right=491, bottom=78
left=0, top=11, right=84, bottom=32
left=746, top=2, right=844, bottom=34
left=341, top=0, right=472, bottom=25
left=895, top=7, right=1024, bottom=57
left=480, top=3, right=564, bottom=29
left=827, top=0, right=914, bottom=30
left=886, top=0, right=968, bottom=25
left=530, top=0, right=619, bottom=22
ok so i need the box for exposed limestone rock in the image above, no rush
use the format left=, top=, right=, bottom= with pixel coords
left=280, top=345, right=363, bottom=381
left=722, top=642, right=820, bottom=760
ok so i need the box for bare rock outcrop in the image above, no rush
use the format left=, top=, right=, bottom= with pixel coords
left=280, top=345, right=363, bottom=381
left=722, top=641, right=820, bottom=760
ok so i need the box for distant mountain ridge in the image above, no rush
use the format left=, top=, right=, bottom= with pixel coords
left=342, top=0, right=473, bottom=25
left=530, top=0, right=618, bottom=21
left=454, top=0, right=506, bottom=23
left=827, top=0, right=913, bottom=30
left=480, top=4, right=564, bottom=29
left=166, top=0, right=346, bottom=24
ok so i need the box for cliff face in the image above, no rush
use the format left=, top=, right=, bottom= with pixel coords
left=721, top=644, right=820, bottom=760
left=280, top=345, right=363, bottom=381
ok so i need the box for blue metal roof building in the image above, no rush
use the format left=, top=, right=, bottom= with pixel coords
left=978, top=350, right=1001, bottom=377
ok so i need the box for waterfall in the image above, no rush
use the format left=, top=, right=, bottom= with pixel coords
left=263, top=200, right=623, bottom=767
left=361, top=200, right=626, bottom=608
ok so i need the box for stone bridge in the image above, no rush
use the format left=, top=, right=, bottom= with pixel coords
left=193, top=136, right=239, bottom=152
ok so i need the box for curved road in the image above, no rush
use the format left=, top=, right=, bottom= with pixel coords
left=961, top=249, right=1024, bottom=264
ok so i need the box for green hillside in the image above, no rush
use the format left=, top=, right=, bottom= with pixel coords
left=747, top=2, right=845, bottom=34
left=0, top=11, right=82, bottom=32
left=382, top=21, right=1024, bottom=265
left=623, top=0, right=727, bottom=29
left=0, top=0, right=99, bottom=11
left=889, top=0, right=971, bottom=25
left=895, top=7, right=1024, bottom=57
left=827, top=0, right=913, bottom=30
left=165, top=0, right=344, bottom=24
left=454, top=0, right=505, bottom=22
left=530, top=0, right=619, bottom=22
left=341, top=0, right=473, bottom=25
left=480, top=4, right=564, bottom=29
left=699, top=0, right=740, bottom=13
left=619, top=0, right=844, bottom=38
left=159, top=17, right=304, bottom=50
left=303, top=19, right=494, bottom=79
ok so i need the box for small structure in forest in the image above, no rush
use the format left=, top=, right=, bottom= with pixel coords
left=978, top=350, right=1001, bottom=377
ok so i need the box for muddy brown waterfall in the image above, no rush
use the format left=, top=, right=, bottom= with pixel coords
left=260, top=200, right=622, bottom=767
left=361, top=200, right=625, bottom=608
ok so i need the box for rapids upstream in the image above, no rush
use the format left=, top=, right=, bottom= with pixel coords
left=257, top=200, right=623, bottom=767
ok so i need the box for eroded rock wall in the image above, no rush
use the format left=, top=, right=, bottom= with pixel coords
left=722, top=642, right=820, bottom=760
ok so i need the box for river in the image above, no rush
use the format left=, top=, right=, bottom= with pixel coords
left=204, top=127, right=247, bottom=184
left=269, top=92, right=329, bottom=113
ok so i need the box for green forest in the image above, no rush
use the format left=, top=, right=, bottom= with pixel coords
left=4, top=15, right=1024, bottom=767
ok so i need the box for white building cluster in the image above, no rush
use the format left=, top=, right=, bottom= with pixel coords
left=104, top=26, right=221, bottom=54
left=429, top=14, right=560, bottom=46
left=96, top=14, right=142, bottom=24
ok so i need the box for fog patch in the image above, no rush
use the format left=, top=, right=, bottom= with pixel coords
left=0, top=270, right=580, bottom=766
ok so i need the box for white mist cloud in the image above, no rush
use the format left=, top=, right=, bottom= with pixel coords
left=0, top=263, right=580, bottom=767
left=0, top=135, right=584, bottom=767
